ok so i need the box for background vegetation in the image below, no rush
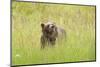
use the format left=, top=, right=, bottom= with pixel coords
left=12, top=1, right=96, bottom=66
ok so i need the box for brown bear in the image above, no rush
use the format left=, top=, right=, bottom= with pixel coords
left=40, top=21, right=66, bottom=49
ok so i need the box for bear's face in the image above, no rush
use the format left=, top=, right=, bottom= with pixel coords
left=41, top=22, right=57, bottom=38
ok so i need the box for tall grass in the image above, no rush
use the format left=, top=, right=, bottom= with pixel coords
left=12, top=1, right=96, bottom=65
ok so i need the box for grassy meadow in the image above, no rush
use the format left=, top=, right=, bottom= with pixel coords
left=12, top=1, right=96, bottom=66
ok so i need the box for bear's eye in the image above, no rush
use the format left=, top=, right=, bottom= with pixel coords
left=51, top=25, right=55, bottom=28
left=47, top=25, right=50, bottom=28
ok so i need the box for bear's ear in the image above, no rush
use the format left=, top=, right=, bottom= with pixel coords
left=41, top=23, right=45, bottom=29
